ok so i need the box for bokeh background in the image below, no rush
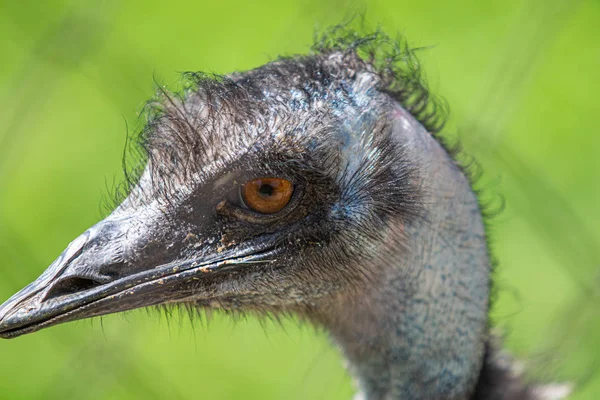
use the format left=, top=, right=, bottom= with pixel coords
left=0, top=0, right=598, bottom=399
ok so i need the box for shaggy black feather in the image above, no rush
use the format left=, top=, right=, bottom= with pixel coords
left=473, top=342, right=536, bottom=400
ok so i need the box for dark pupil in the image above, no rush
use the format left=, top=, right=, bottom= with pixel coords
left=258, top=183, right=274, bottom=197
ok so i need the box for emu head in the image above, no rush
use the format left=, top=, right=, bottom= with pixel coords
left=0, top=27, right=502, bottom=398
left=1, top=48, right=430, bottom=334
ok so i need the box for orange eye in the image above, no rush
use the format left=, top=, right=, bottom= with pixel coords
left=242, top=178, right=294, bottom=214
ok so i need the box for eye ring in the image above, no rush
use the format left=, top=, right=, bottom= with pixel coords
left=241, top=178, right=294, bottom=214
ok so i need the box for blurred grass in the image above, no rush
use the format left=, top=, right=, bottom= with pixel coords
left=0, top=0, right=598, bottom=399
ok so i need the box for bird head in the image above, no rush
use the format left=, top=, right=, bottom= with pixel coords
left=0, top=36, right=443, bottom=339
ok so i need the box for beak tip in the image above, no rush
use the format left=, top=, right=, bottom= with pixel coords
left=0, top=303, right=45, bottom=339
left=0, top=286, right=47, bottom=339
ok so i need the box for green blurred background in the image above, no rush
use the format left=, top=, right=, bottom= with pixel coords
left=0, top=0, right=598, bottom=398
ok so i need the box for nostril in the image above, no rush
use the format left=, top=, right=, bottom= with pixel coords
left=43, top=276, right=105, bottom=301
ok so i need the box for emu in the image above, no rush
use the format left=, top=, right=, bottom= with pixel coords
left=0, top=28, right=567, bottom=399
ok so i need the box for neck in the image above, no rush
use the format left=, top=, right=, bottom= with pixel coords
left=312, top=105, right=491, bottom=399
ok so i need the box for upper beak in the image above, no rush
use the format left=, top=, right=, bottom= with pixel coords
left=0, top=217, right=168, bottom=338
left=0, top=214, right=274, bottom=339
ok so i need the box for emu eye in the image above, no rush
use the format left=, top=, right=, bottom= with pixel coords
left=242, top=178, right=294, bottom=214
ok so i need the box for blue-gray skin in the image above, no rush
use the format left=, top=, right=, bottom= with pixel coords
left=0, top=35, right=559, bottom=399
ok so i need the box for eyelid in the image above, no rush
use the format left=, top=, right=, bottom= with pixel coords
left=238, top=187, right=247, bottom=209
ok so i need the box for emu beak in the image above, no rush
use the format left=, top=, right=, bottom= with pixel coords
left=0, top=212, right=268, bottom=339
left=0, top=218, right=155, bottom=338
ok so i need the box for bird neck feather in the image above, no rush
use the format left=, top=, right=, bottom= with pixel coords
left=310, top=104, right=492, bottom=399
